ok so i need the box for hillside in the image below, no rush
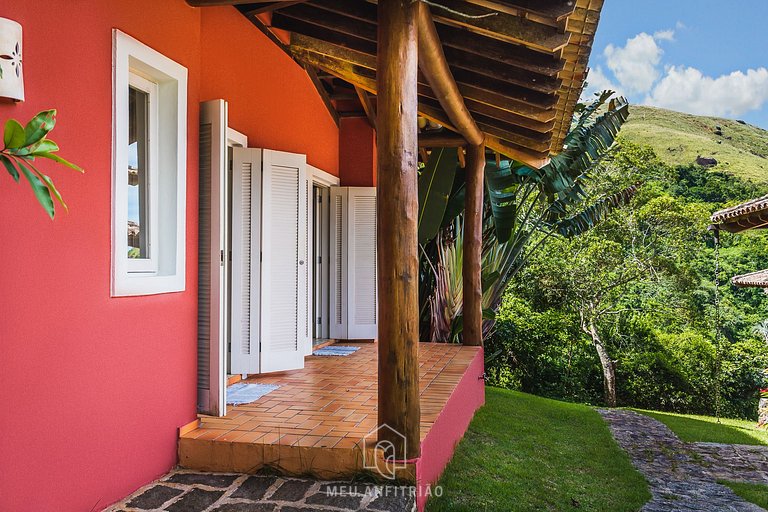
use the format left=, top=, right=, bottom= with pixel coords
left=620, top=106, right=768, bottom=184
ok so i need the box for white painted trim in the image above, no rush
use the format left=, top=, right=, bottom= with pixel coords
left=111, top=29, right=188, bottom=297
left=310, top=165, right=340, bottom=187
left=126, top=73, right=160, bottom=274
left=226, top=127, right=248, bottom=148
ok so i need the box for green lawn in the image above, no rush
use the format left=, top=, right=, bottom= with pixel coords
left=719, top=481, right=768, bottom=509
left=632, top=409, right=768, bottom=446
left=426, top=388, right=650, bottom=512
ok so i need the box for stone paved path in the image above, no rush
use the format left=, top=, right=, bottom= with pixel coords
left=599, top=409, right=768, bottom=512
left=105, top=470, right=415, bottom=512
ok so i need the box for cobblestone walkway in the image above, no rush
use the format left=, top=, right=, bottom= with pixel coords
left=106, top=470, right=415, bottom=512
left=599, top=409, right=768, bottom=512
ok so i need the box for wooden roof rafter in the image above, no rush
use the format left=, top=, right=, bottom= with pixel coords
left=188, top=0, right=605, bottom=167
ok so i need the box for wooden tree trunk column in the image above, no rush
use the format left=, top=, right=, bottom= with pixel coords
left=463, top=143, right=485, bottom=346
left=376, top=0, right=421, bottom=461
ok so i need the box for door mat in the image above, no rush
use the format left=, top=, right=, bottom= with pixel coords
left=226, top=383, right=279, bottom=405
left=312, top=345, right=361, bottom=357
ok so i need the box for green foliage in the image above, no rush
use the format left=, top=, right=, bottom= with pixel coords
left=420, top=92, right=634, bottom=341
left=2, top=110, right=83, bottom=218
left=418, top=148, right=457, bottom=244
left=426, top=388, right=650, bottom=512
left=490, top=137, right=768, bottom=418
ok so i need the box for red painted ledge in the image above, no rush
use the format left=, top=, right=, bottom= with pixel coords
left=416, top=347, right=485, bottom=511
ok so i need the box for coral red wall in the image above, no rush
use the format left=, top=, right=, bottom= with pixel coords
left=0, top=2, right=338, bottom=511
left=200, top=7, right=338, bottom=175
left=339, top=117, right=377, bottom=186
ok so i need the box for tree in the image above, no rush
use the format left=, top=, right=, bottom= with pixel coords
left=418, top=91, right=636, bottom=342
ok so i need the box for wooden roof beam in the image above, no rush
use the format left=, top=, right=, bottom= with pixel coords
left=288, top=33, right=558, bottom=121
left=418, top=132, right=467, bottom=148
left=354, top=86, right=377, bottom=129
left=417, top=2, right=483, bottom=146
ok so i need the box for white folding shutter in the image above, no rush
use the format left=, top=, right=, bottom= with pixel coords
left=303, top=172, right=314, bottom=356
left=329, top=187, right=378, bottom=340
left=260, top=149, right=307, bottom=373
left=230, top=147, right=262, bottom=375
left=197, top=100, right=227, bottom=416
left=347, top=188, right=378, bottom=339
left=329, top=187, right=348, bottom=339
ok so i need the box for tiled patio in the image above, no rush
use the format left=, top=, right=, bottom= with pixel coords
left=179, top=342, right=482, bottom=481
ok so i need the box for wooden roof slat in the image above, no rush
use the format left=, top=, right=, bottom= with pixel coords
left=418, top=97, right=551, bottom=149
left=287, top=0, right=565, bottom=76
left=463, top=0, right=577, bottom=22
left=290, top=34, right=557, bottom=122
left=435, top=24, right=563, bottom=77
left=427, top=0, right=570, bottom=53
left=442, top=46, right=561, bottom=94
left=274, top=9, right=562, bottom=97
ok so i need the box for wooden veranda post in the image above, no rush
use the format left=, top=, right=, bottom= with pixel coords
left=463, top=143, right=485, bottom=346
left=376, top=0, right=421, bottom=460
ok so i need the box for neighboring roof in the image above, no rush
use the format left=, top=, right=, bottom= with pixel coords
left=732, top=269, right=768, bottom=288
left=711, top=194, right=768, bottom=233
left=226, top=0, right=604, bottom=167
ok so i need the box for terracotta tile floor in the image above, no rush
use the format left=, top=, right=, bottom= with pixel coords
left=179, top=342, right=480, bottom=478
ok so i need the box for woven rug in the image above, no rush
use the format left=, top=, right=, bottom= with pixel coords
left=226, top=383, right=279, bottom=405
left=312, top=345, right=361, bottom=357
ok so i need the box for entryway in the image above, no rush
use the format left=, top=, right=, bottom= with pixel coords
left=196, top=99, right=378, bottom=417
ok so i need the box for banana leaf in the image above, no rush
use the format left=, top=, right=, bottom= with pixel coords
left=418, top=147, right=458, bottom=244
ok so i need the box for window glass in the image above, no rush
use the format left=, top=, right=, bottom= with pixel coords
left=128, top=85, right=149, bottom=259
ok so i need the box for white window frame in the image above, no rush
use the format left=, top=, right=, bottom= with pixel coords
left=112, top=30, right=187, bottom=296
left=126, top=73, right=160, bottom=274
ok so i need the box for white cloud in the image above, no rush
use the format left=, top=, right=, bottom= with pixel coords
left=645, top=66, right=768, bottom=117
left=581, top=66, right=622, bottom=101
left=604, top=32, right=666, bottom=94
left=653, top=29, right=675, bottom=42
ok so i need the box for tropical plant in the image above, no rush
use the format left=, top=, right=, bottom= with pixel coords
left=418, top=91, right=636, bottom=342
left=1, top=109, right=83, bottom=218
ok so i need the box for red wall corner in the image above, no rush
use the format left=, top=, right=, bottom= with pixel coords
left=416, top=348, right=486, bottom=512
left=339, top=117, right=377, bottom=187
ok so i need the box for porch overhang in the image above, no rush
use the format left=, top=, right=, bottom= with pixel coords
left=731, top=269, right=768, bottom=289
left=186, top=0, right=604, bottom=168
left=710, top=194, right=768, bottom=233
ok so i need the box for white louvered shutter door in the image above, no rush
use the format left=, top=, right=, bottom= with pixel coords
left=197, top=100, right=227, bottom=416
left=329, top=187, right=348, bottom=339
left=303, top=173, right=314, bottom=355
left=230, top=147, right=262, bottom=375
left=260, top=150, right=307, bottom=373
left=346, top=187, right=378, bottom=339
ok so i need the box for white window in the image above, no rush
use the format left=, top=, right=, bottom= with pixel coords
left=112, top=30, right=187, bottom=296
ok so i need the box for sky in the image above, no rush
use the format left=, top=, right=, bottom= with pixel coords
left=583, top=1, right=768, bottom=129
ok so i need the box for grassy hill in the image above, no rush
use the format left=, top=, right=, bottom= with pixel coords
left=620, top=106, right=768, bottom=184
